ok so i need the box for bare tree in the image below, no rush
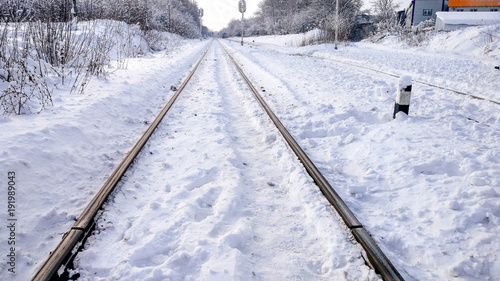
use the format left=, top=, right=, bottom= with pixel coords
left=371, top=0, right=399, bottom=32
left=243, top=0, right=362, bottom=41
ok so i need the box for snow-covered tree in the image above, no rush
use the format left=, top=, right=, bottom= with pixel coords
left=0, top=0, right=203, bottom=38
left=0, top=0, right=205, bottom=116
left=312, top=0, right=363, bottom=41
left=371, top=0, right=399, bottom=32
left=0, top=0, right=34, bottom=22
left=238, top=0, right=363, bottom=41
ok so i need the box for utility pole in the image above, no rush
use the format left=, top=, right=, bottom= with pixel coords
left=168, top=0, right=171, bottom=33
left=144, top=0, right=149, bottom=30
left=72, top=0, right=78, bottom=19
left=199, top=8, right=204, bottom=38
left=335, top=0, right=339, bottom=50
left=239, top=0, right=246, bottom=45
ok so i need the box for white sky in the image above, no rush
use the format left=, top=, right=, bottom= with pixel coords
left=196, top=0, right=260, bottom=31
left=196, top=0, right=413, bottom=32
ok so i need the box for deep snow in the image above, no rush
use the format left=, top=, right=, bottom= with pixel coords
left=0, top=38, right=211, bottom=280
left=73, top=42, right=377, bottom=280
left=1, top=24, right=499, bottom=281
left=224, top=27, right=500, bottom=280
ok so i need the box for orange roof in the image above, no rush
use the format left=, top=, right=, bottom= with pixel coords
left=448, top=0, right=500, bottom=7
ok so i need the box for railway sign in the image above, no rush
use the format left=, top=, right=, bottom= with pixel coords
left=238, top=0, right=246, bottom=45
left=199, top=8, right=204, bottom=36
left=239, top=0, right=246, bottom=14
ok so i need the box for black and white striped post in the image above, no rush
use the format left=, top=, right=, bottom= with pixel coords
left=393, top=76, right=412, bottom=119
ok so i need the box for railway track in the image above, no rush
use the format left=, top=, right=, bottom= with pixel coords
left=32, top=40, right=403, bottom=281
left=31, top=43, right=212, bottom=281
left=235, top=38, right=500, bottom=106
left=307, top=55, right=500, bottom=106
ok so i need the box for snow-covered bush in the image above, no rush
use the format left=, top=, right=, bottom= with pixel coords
left=297, top=29, right=324, bottom=46
left=24, top=20, right=114, bottom=95
left=477, top=23, right=500, bottom=54
left=0, top=23, right=53, bottom=116
left=400, top=19, right=436, bottom=46
left=0, top=1, right=204, bottom=116
left=144, top=30, right=182, bottom=52
left=0, top=58, right=53, bottom=116
left=370, top=17, right=436, bottom=47
left=368, top=0, right=433, bottom=45
left=0, top=18, right=177, bottom=115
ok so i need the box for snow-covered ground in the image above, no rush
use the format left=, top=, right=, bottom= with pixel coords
left=1, top=24, right=499, bottom=281
left=224, top=27, right=500, bottom=280
left=0, top=38, right=211, bottom=280
left=74, top=42, right=377, bottom=281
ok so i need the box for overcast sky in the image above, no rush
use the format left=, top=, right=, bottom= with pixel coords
left=196, top=0, right=260, bottom=31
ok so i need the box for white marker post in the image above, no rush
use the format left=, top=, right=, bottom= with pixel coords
left=393, top=76, right=412, bottom=119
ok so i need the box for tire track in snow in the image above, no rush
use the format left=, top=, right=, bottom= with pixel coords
left=73, top=42, right=378, bottom=280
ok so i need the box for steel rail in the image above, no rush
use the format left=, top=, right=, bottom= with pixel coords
left=299, top=52, right=500, bottom=106
left=219, top=40, right=404, bottom=281
left=231, top=39, right=499, bottom=105
left=415, top=79, right=500, bottom=105
left=31, top=43, right=212, bottom=281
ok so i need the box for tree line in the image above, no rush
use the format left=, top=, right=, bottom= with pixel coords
left=221, top=0, right=366, bottom=41
left=0, top=0, right=203, bottom=38
left=220, top=0, right=414, bottom=43
left=1, top=0, right=205, bottom=116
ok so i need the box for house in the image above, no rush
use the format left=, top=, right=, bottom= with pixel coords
left=405, top=0, right=449, bottom=27
left=448, top=0, right=500, bottom=11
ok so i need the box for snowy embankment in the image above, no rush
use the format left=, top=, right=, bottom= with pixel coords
left=224, top=26, right=500, bottom=280
left=0, top=33, right=210, bottom=280
left=242, top=25, right=500, bottom=102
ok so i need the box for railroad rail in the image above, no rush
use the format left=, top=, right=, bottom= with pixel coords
left=234, top=38, right=500, bottom=106
left=31, top=44, right=212, bottom=281
left=219, top=41, right=403, bottom=281
left=32, top=39, right=404, bottom=281
left=312, top=55, right=500, bottom=106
